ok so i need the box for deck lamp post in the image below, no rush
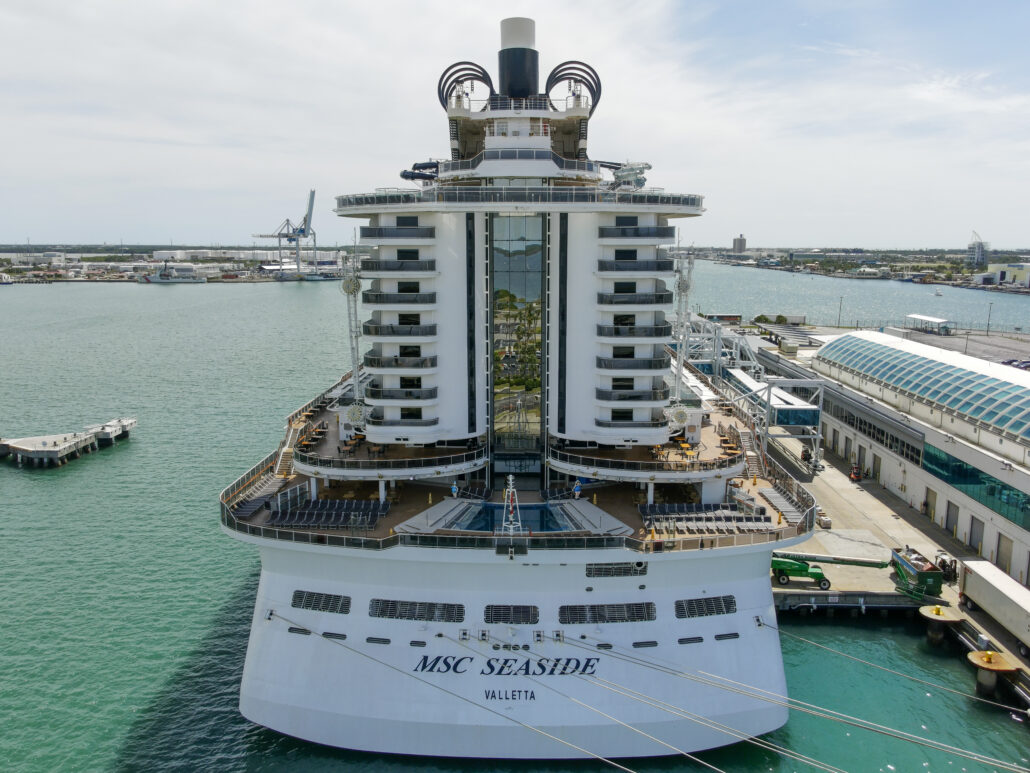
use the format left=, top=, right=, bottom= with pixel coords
left=837, top=296, right=843, bottom=328
left=986, top=302, right=993, bottom=336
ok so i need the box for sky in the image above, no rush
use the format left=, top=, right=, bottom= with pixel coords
left=2, top=0, right=1028, bottom=249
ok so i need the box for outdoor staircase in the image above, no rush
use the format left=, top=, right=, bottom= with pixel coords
left=736, top=427, right=766, bottom=478
left=274, top=422, right=303, bottom=478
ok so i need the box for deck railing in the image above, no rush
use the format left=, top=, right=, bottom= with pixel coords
left=548, top=447, right=744, bottom=473
left=336, top=188, right=703, bottom=211
left=292, top=445, right=488, bottom=471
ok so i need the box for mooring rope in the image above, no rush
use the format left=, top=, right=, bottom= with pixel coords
left=267, top=612, right=636, bottom=772
left=439, top=632, right=727, bottom=773
left=766, top=620, right=1028, bottom=714
left=560, top=631, right=1030, bottom=773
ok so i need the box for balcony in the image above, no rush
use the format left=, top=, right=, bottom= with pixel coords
left=361, top=292, right=437, bottom=305
left=366, top=413, right=440, bottom=427
left=594, top=418, right=669, bottom=429
left=598, top=226, right=676, bottom=239
left=597, top=292, right=673, bottom=305
left=360, top=259, right=436, bottom=272
left=365, top=386, right=439, bottom=400
left=596, top=259, right=675, bottom=273
left=360, top=227, right=436, bottom=239
left=595, top=324, right=672, bottom=338
left=363, top=354, right=438, bottom=369
left=595, top=356, right=671, bottom=371
left=595, top=387, right=670, bottom=402
left=437, top=148, right=600, bottom=176
left=336, top=188, right=704, bottom=212
left=361, top=323, right=438, bottom=337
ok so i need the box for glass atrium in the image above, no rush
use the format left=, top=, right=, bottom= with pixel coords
left=815, top=333, right=1030, bottom=441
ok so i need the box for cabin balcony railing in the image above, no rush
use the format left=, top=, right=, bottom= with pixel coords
left=362, top=323, right=437, bottom=337
left=547, top=448, right=745, bottom=474
left=437, top=148, right=600, bottom=175
left=361, top=292, right=437, bottom=304
left=595, top=387, right=670, bottom=402
left=291, top=445, right=487, bottom=472
left=595, top=324, right=672, bottom=338
left=363, top=354, right=438, bottom=369
left=360, top=259, right=437, bottom=272
left=595, top=356, right=671, bottom=370
left=336, top=188, right=704, bottom=211
left=597, top=292, right=673, bottom=305
left=366, top=414, right=440, bottom=427
left=360, top=227, right=436, bottom=239
left=596, top=259, right=675, bottom=272
left=594, top=418, right=670, bottom=429
left=364, top=386, right=439, bottom=400
left=598, top=226, right=677, bottom=239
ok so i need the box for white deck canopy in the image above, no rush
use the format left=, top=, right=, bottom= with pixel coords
left=905, top=314, right=952, bottom=334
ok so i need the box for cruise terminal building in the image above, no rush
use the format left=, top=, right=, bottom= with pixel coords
left=766, top=330, right=1030, bottom=584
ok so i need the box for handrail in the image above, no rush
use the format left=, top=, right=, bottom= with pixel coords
left=363, top=354, right=439, bottom=368
left=548, top=447, right=745, bottom=473
left=597, top=292, right=674, bottom=305
left=361, top=292, right=437, bottom=304
left=359, top=227, right=436, bottom=239
left=362, top=323, right=438, bottom=336
left=437, top=148, right=600, bottom=175
left=364, top=386, right=439, bottom=400
left=598, top=226, right=677, bottom=238
left=293, top=446, right=487, bottom=471
left=360, top=259, right=436, bottom=272
left=221, top=504, right=810, bottom=553
left=596, top=356, right=671, bottom=370
left=596, top=324, right=672, bottom=337
left=595, top=387, right=670, bottom=401
left=597, top=259, right=675, bottom=272
left=366, top=415, right=440, bottom=427
left=594, top=418, right=670, bottom=429
left=336, top=188, right=704, bottom=211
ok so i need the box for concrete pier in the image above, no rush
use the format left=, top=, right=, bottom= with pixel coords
left=1, top=418, right=136, bottom=467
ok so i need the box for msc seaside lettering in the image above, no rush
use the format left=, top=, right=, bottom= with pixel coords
left=413, top=655, right=599, bottom=676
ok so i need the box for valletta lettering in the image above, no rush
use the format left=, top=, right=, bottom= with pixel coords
left=414, top=654, right=599, bottom=677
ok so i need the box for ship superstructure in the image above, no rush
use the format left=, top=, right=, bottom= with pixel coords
left=221, top=18, right=817, bottom=760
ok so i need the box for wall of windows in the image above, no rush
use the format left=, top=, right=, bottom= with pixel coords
left=922, top=444, right=1030, bottom=530
left=823, top=401, right=923, bottom=464
left=490, top=214, right=545, bottom=454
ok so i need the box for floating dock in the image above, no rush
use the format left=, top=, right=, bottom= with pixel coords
left=0, top=418, right=136, bottom=467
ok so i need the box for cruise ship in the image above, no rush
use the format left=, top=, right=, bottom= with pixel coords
left=220, top=18, right=817, bottom=760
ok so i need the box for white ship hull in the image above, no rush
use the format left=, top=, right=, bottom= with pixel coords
left=233, top=534, right=804, bottom=758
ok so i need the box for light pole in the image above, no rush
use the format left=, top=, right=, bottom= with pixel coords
left=986, top=302, right=994, bottom=336
left=837, top=296, right=844, bottom=328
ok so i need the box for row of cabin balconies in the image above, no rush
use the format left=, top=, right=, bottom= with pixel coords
left=357, top=225, right=676, bottom=244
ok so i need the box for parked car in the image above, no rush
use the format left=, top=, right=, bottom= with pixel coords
left=1000, top=359, right=1018, bottom=366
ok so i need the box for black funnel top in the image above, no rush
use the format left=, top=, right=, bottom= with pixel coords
left=498, top=18, right=538, bottom=98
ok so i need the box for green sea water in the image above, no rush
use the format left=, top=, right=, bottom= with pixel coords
left=1, top=272, right=1027, bottom=772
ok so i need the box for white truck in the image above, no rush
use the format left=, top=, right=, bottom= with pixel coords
left=959, top=559, right=1030, bottom=658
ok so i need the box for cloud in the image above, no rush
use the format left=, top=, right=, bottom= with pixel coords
left=1, top=0, right=1027, bottom=247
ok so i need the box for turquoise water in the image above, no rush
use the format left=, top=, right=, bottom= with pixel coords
left=1, top=273, right=1027, bottom=772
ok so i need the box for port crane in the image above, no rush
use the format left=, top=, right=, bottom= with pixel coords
left=254, top=189, right=317, bottom=275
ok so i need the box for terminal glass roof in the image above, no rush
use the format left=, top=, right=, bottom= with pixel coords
left=815, top=332, right=1030, bottom=440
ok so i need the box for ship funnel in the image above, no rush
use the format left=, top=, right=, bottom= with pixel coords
left=498, top=17, right=538, bottom=99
